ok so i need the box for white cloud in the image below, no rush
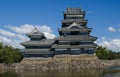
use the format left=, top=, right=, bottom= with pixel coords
left=108, top=26, right=116, bottom=32
left=0, top=29, right=15, bottom=37
left=37, top=25, right=52, bottom=33
left=7, top=24, right=53, bottom=34
left=98, top=38, right=120, bottom=52
left=0, top=24, right=56, bottom=49
left=44, top=32, right=56, bottom=39
left=7, top=24, right=34, bottom=34
left=7, top=24, right=56, bottom=39
left=0, top=35, right=12, bottom=44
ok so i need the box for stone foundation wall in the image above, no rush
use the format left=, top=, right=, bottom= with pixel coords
left=0, top=55, right=120, bottom=71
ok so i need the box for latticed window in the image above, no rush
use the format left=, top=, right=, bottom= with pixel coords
left=84, top=48, right=94, bottom=50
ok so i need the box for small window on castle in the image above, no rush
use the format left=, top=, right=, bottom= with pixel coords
left=70, top=26, right=80, bottom=29
left=84, top=48, right=94, bottom=50
left=70, top=31, right=79, bottom=35
left=80, top=33, right=87, bottom=35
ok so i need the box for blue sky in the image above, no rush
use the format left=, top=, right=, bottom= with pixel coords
left=0, top=0, right=120, bottom=37
left=0, top=0, right=120, bottom=51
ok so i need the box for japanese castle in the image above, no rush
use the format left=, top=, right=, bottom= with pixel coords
left=21, top=8, right=97, bottom=57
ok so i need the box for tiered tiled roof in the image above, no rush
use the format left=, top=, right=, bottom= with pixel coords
left=57, top=35, right=97, bottom=41
left=21, top=39, right=55, bottom=46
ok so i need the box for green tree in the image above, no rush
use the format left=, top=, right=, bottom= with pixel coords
left=96, top=46, right=120, bottom=60
left=0, top=43, right=23, bottom=64
left=95, top=46, right=109, bottom=60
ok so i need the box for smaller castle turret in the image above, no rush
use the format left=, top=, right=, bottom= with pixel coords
left=21, top=28, right=54, bottom=57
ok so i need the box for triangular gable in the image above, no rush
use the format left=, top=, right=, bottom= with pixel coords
left=30, top=28, right=43, bottom=35
left=68, top=22, right=83, bottom=29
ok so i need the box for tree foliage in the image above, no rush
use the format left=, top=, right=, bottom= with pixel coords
left=96, top=46, right=120, bottom=60
left=0, top=43, right=23, bottom=63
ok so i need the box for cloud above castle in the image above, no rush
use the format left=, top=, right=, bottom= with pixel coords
left=0, top=24, right=56, bottom=49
